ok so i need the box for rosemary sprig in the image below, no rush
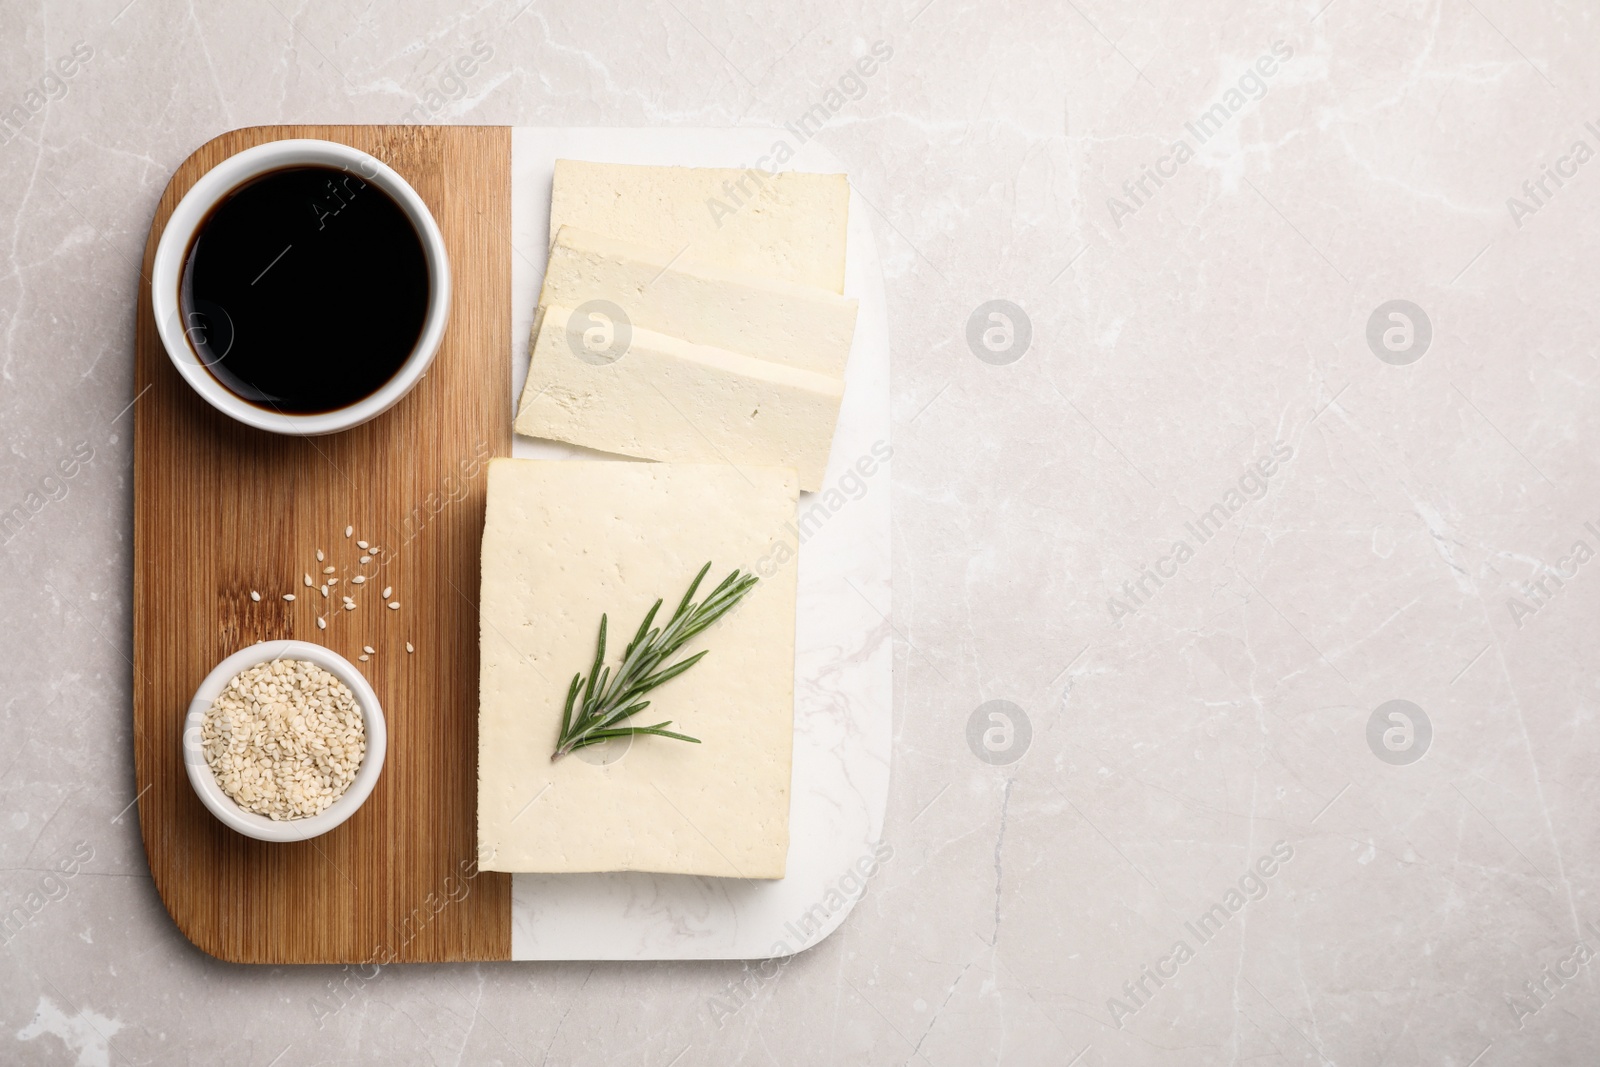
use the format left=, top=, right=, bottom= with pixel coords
left=551, top=562, right=759, bottom=762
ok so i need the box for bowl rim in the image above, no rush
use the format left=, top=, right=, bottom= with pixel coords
left=150, top=137, right=452, bottom=436
left=183, top=639, right=388, bottom=842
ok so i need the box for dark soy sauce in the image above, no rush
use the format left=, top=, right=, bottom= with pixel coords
left=180, top=165, right=430, bottom=414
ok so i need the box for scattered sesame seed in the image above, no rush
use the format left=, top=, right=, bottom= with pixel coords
left=344, top=603, right=357, bottom=611
left=363, top=645, right=375, bottom=655
left=323, top=566, right=335, bottom=574
left=329, top=577, right=339, bottom=585
left=351, top=575, right=366, bottom=585
left=405, top=642, right=414, bottom=654
left=316, top=549, right=324, bottom=562
left=388, top=602, right=400, bottom=610
left=371, top=546, right=382, bottom=554
left=321, top=585, right=329, bottom=598
left=304, top=574, right=314, bottom=587
left=317, top=617, right=326, bottom=630
left=358, top=654, right=369, bottom=662
left=250, top=591, right=261, bottom=602
left=382, top=586, right=392, bottom=598
left=360, top=556, right=371, bottom=564
left=345, top=525, right=353, bottom=537
left=357, top=540, right=369, bottom=550
left=282, top=594, right=296, bottom=602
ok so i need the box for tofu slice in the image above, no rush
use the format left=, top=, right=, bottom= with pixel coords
left=550, top=160, right=849, bottom=293
left=477, top=459, right=798, bottom=878
left=541, top=226, right=858, bottom=378
left=515, top=305, right=844, bottom=492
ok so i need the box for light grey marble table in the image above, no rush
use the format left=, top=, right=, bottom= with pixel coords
left=2, top=1, right=1596, bottom=1063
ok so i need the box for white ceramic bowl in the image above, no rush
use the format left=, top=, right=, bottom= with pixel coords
left=150, top=138, right=451, bottom=435
left=183, top=640, right=387, bottom=842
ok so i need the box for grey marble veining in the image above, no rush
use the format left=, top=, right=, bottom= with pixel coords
left=3, top=0, right=1599, bottom=1063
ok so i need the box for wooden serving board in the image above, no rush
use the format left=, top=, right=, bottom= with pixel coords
left=133, top=125, right=513, bottom=964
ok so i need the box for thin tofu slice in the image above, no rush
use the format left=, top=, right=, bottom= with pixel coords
left=541, top=226, right=858, bottom=378
left=515, top=305, right=845, bottom=492
left=550, top=159, right=850, bottom=293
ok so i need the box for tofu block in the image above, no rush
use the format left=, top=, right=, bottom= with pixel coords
left=477, top=459, right=798, bottom=878
left=550, top=160, right=849, bottom=293
left=515, top=305, right=844, bottom=492
left=541, top=226, right=858, bottom=378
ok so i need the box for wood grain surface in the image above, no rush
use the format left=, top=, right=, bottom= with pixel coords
left=133, top=126, right=512, bottom=963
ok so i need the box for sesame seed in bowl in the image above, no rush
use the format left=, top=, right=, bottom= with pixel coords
left=182, top=640, right=387, bottom=842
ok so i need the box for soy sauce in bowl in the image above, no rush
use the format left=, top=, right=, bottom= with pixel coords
left=179, top=165, right=430, bottom=414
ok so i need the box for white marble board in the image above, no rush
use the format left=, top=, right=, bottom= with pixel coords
left=506, top=128, right=892, bottom=961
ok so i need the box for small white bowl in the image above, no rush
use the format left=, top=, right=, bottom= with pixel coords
left=183, top=640, right=387, bottom=842
left=151, top=138, right=451, bottom=436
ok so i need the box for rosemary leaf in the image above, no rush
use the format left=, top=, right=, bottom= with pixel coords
left=550, top=562, right=758, bottom=762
